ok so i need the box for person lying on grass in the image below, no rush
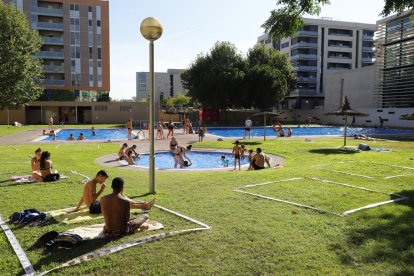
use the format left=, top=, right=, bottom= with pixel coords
left=71, top=170, right=109, bottom=214
left=101, top=177, right=156, bottom=237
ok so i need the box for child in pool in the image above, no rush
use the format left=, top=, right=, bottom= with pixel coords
left=221, top=155, right=229, bottom=167
left=127, top=151, right=134, bottom=165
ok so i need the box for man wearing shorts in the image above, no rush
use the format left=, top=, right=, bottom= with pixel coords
left=244, top=117, right=252, bottom=139
left=126, top=119, right=133, bottom=140
left=72, top=170, right=108, bottom=214
left=101, top=177, right=156, bottom=237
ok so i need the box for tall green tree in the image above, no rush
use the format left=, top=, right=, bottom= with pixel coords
left=245, top=44, right=296, bottom=109
left=262, top=0, right=414, bottom=41
left=166, top=94, right=191, bottom=108
left=0, top=2, right=43, bottom=110
left=181, top=41, right=246, bottom=109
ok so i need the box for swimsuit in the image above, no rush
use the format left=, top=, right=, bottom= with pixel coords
left=103, top=221, right=141, bottom=237
left=89, top=201, right=101, bottom=214
left=234, top=154, right=240, bottom=160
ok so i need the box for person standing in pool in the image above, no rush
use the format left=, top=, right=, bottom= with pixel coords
left=169, top=137, right=178, bottom=152
left=287, top=128, right=292, bottom=137
left=67, top=134, right=75, bottom=141
left=232, top=140, right=242, bottom=171
left=77, top=133, right=86, bottom=140
left=244, top=117, right=252, bottom=139
left=126, top=119, right=133, bottom=140
left=31, top=148, right=43, bottom=181
left=174, top=145, right=192, bottom=168
left=71, top=170, right=108, bottom=214
left=39, top=151, right=60, bottom=182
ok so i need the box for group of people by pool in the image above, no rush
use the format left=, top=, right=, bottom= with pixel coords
left=71, top=170, right=155, bottom=236
left=243, top=117, right=292, bottom=139
left=31, top=148, right=60, bottom=182
left=117, top=143, right=140, bottom=165
left=231, top=140, right=271, bottom=171
left=169, top=137, right=193, bottom=168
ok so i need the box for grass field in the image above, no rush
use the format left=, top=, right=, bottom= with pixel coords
left=0, top=131, right=414, bottom=275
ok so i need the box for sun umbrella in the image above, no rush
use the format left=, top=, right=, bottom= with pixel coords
left=399, top=114, right=414, bottom=120
left=325, top=97, right=368, bottom=147
left=252, top=111, right=281, bottom=141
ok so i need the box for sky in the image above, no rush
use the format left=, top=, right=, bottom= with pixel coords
left=109, top=0, right=387, bottom=100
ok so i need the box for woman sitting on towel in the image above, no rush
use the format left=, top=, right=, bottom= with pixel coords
left=39, top=151, right=60, bottom=182
left=31, top=148, right=43, bottom=181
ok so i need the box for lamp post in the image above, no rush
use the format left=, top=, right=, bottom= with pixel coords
left=140, top=17, right=163, bottom=194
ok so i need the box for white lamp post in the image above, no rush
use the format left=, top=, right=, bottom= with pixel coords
left=140, top=17, right=163, bottom=194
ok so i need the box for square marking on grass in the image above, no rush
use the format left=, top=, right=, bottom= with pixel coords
left=234, top=178, right=408, bottom=217
left=1, top=205, right=210, bottom=276
left=311, top=161, right=414, bottom=179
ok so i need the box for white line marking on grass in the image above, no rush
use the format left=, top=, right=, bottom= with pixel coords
left=69, top=170, right=90, bottom=180
left=385, top=174, right=414, bottom=179
left=239, top=178, right=303, bottom=189
left=55, top=144, right=60, bottom=149
left=0, top=214, right=35, bottom=276
left=97, top=145, right=100, bottom=149
left=38, top=204, right=210, bottom=275
left=234, top=177, right=408, bottom=216
left=342, top=196, right=409, bottom=216
left=234, top=189, right=342, bottom=216
left=318, top=168, right=374, bottom=179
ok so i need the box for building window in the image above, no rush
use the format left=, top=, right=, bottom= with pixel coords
left=281, top=42, right=289, bottom=48
left=95, top=105, right=107, bottom=111
left=88, top=5, right=92, bottom=12
left=97, top=48, right=101, bottom=59
left=120, top=106, right=132, bottom=112
left=97, top=20, right=101, bottom=27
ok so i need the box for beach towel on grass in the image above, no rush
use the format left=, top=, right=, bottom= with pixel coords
left=9, top=175, right=68, bottom=183
left=49, top=208, right=147, bottom=224
left=66, top=220, right=164, bottom=240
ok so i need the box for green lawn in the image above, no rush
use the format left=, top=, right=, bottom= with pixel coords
left=0, top=135, right=414, bottom=275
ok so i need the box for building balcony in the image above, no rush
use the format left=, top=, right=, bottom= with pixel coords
left=297, top=30, right=318, bottom=37
left=297, top=77, right=317, bottom=83
left=35, top=7, right=63, bottom=17
left=362, top=47, right=375, bottom=52
left=327, top=45, right=353, bottom=49
left=291, top=88, right=317, bottom=95
left=291, top=42, right=318, bottom=49
left=362, top=35, right=374, bottom=41
left=294, top=66, right=318, bottom=72
left=41, top=79, right=65, bottom=86
left=290, top=54, right=318, bottom=60
left=43, top=65, right=64, bottom=73
left=36, top=51, right=64, bottom=59
left=327, top=56, right=352, bottom=60
left=41, top=36, right=64, bottom=45
left=32, top=22, right=64, bottom=31
left=362, top=57, right=376, bottom=63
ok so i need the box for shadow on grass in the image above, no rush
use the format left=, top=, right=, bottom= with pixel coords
left=308, top=148, right=360, bottom=155
left=332, top=190, right=414, bottom=275
left=235, top=141, right=262, bottom=146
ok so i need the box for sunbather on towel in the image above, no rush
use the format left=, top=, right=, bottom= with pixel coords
left=101, top=177, right=156, bottom=237
left=71, top=170, right=109, bottom=214
left=31, top=148, right=43, bottom=181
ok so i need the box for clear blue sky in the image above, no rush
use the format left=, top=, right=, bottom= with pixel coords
left=109, top=0, right=386, bottom=100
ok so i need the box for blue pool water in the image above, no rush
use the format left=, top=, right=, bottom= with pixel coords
left=41, top=128, right=136, bottom=141
left=207, top=126, right=414, bottom=137
left=128, top=151, right=250, bottom=170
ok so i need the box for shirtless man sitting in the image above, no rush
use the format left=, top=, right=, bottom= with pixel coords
left=252, top=148, right=266, bottom=170
left=72, top=170, right=109, bottom=214
left=31, top=148, right=43, bottom=181
left=101, top=177, right=156, bottom=237
left=117, top=143, right=128, bottom=160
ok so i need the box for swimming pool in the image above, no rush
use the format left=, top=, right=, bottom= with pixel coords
left=207, top=126, right=414, bottom=137
left=127, top=151, right=250, bottom=170
left=41, top=128, right=136, bottom=141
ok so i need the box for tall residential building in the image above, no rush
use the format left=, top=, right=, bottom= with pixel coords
left=6, top=0, right=110, bottom=101
left=376, top=11, right=414, bottom=108
left=258, top=17, right=376, bottom=109
left=136, top=69, right=188, bottom=102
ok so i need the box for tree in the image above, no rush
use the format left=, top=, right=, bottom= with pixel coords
left=181, top=41, right=246, bottom=109
left=244, top=44, right=296, bottom=109
left=166, top=94, right=191, bottom=108
left=262, top=0, right=414, bottom=41
left=0, top=3, right=43, bottom=110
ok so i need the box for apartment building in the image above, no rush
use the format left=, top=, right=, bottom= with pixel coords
left=136, top=69, right=188, bottom=102
left=258, top=17, right=376, bottom=109
left=6, top=0, right=110, bottom=101
left=376, top=11, right=414, bottom=108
